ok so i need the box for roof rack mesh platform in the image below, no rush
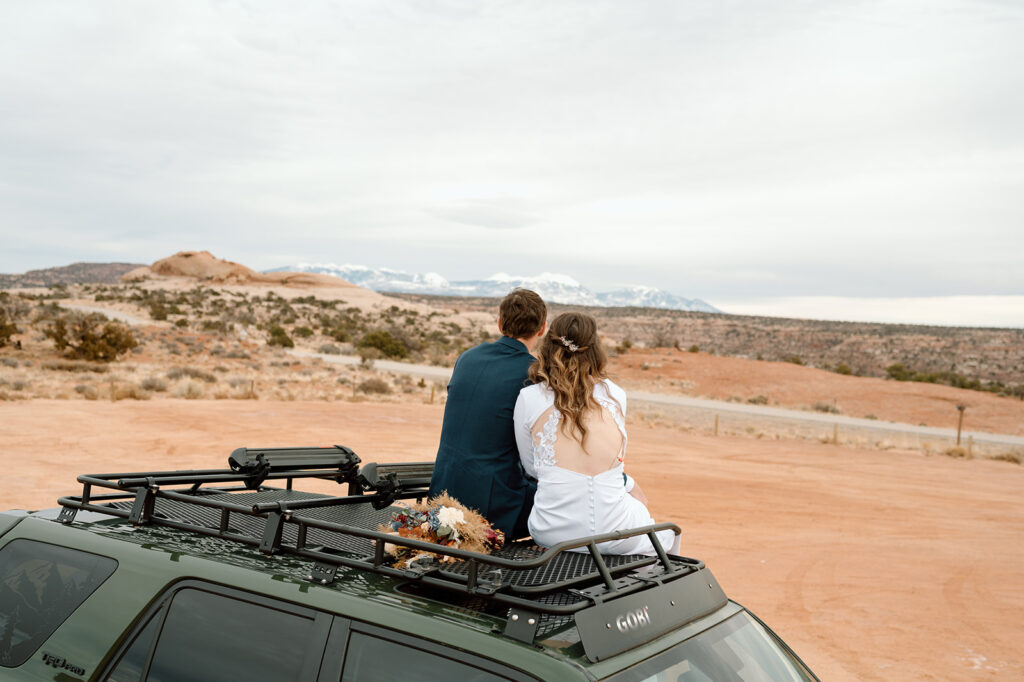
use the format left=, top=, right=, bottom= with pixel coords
left=56, top=446, right=728, bottom=660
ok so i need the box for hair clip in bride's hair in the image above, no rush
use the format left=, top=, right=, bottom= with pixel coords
left=557, top=336, right=580, bottom=352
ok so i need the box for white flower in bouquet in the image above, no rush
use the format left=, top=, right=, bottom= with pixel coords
left=437, top=506, right=466, bottom=529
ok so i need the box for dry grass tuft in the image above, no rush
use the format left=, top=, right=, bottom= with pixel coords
left=41, top=360, right=110, bottom=373
left=174, top=381, right=205, bottom=399
left=988, top=451, right=1022, bottom=465
left=358, top=377, right=391, bottom=395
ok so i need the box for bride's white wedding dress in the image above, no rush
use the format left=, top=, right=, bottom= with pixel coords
left=513, top=379, right=678, bottom=556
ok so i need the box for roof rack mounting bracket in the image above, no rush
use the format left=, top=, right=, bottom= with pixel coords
left=504, top=607, right=541, bottom=645
left=568, top=587, right=605, bottom=606
left=309, top=561, right=339, bottom=585
left=129, top=486, right=157, bottom=526
left=260, top=511, right=285, bottom=554
left=56, top=506, right=77, bottom=525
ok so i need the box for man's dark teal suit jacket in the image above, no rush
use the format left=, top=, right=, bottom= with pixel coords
left=429, top=336, right=536, bottom=538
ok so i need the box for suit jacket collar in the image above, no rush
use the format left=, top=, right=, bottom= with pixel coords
left=497, top=336, right=529, bottom=354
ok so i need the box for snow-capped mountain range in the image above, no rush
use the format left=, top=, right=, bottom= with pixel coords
left=265, top=263, right=720, bottom=313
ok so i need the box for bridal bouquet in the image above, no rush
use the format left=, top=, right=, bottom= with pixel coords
left=380, top=493, right=505, bottom=568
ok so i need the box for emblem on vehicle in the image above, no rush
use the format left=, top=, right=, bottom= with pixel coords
left=615, top=605, right=652, bottom=633
left=42, top=651, right=86, bottom=676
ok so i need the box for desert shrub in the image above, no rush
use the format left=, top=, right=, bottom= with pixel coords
left=326, top=327, right=350, bottom=342
left=688, top=344, right=699, bottom=353
left=318, top=343, right=342, bottom=355
left=812, top=401, right=840, bottom=414
left=149, top=301, right=168, bottom=320
left=201, top=320, right=230, bottom=333
left=357, top=347, right=381, bottom=368
left=167, top=367, right=217, bottom=383
left=174, top=318, right=189, bottom=328
left=293, top=326, right=314, bottom=338
left=864, top=413, right=878, bottom=420
left=384, top=327, right=422, bottom=353
left=0, top=292, right=30, bottom=318
left=11, top=380, right=29, bottom=391
left=357, top=330, right=407, bottom=359
left=41, top=360, right=109, bottom=373
left=651, top=330, right=675, bottom=348
left=141, top=377, right=168, bottom=392
left=990, top=452, right=1022, bottom=465
left=784, top=355, right=804, bottom=366
left=75, top=384, right=99, bottom=400
left=174, top=381, right=205, bottom=399
left=113, top=383, right=151, bottom=401
left=834, top=362, right=853, bottom=375
left=228, top=377, right=251, bottom=388
left=615, top=339, right=633, bottom=354
left=0, top=310, right=19, bottom=347
left=747, top=394, right=769, bottom=405
left=1, top=358, right=18, bottom=368
left=43, top=312, right=138, bottom=362
left=886, top=363, right=910, bottom=381
left=267, top=325, right=294, bottom=348
left=358, top=377, right=392, bottom=395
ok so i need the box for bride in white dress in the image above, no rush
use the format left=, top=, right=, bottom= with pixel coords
left=513, top=312, right=680, bottom=556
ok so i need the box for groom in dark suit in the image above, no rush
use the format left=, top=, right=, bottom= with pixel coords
left=429, top=289, right=547, bottom=539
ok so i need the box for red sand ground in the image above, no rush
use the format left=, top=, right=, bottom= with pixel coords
left=611, top=348, right=1024, bottom=436
left=2, top=400, right=1021, bottom=680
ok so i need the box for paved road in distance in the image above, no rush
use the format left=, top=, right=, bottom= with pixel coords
left=296, top=350, right=1024, bottom=448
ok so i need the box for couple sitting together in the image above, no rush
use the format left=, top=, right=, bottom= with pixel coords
left=428, top=289, right=680, bottom=556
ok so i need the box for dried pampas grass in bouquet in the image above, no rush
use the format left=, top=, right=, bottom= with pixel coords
left=378, top=493, right=505, bottom=569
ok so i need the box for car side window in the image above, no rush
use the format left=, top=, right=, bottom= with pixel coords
left=104, top=612, right=161, bottom=682
left=0, top=539, right=117, bottom=668
left=104, top=586, right=326, bottom=682
left=341, top=631, right=510, bottom=682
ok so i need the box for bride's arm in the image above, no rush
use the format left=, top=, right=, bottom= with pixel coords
left=627, top=479, right=649, bottom=505
left=513, top=391, right=538, bottom=480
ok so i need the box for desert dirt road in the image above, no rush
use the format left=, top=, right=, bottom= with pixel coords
left=2, top=400, right=1021, bottom=680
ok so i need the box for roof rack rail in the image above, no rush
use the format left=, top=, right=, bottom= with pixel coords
left=55, top=447, right=727, bottom=657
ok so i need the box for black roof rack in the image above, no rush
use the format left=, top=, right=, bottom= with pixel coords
left=56, top=446, right=728, bottom=661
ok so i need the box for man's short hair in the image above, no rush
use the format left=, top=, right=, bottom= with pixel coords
left=499, top=289, right=547, bottom=339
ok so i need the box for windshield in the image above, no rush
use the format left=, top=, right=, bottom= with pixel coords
left=609, top=611, right=815, bottom=682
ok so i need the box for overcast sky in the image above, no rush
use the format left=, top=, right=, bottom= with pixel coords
left=1, top=1, right=1022, bottom=321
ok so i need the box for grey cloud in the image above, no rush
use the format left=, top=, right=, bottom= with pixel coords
left=429, top=200, right=539, bottom=230
left=0, top=0, right=1022, bottom=301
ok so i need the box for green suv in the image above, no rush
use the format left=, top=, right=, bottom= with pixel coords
left=0, top=446, right=818, bottom=681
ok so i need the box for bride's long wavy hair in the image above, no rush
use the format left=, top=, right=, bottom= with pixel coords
left=528, top=312, right=608, bottom=447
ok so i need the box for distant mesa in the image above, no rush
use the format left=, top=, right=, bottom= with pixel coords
left=123, top=251, right=356, bottom=288
left=0, top=262, right=144, bottom=288
left=267, top=262, right=721, bottom=312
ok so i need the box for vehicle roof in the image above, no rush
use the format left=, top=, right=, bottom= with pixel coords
left=5, top=450, right=734, bottom=678
left=3, top=511, right=740, bottom=680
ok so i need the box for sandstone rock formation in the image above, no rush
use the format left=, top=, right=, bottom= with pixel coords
left=122, top=251, right=355, bottom=288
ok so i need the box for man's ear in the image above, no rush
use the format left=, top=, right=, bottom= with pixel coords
left=496, top=317, right=504, bottom=335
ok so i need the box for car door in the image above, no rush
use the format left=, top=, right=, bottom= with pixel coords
left=100, top=580, right=332, bottom=682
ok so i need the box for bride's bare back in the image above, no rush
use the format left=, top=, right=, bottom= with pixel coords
left=530, top=404, right=624, bottom=476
